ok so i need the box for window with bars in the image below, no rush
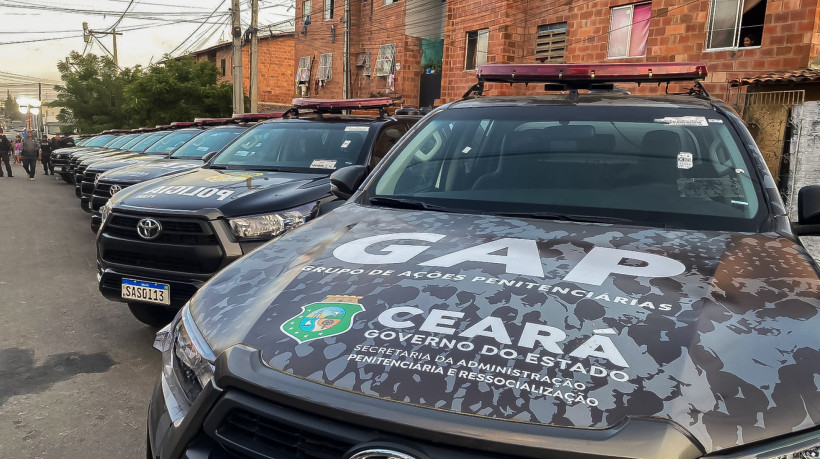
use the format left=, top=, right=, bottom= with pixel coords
left=302, top=0, right=311, bottom=24
left=324, top=0, right=334, bottom=20
left=374, top=44, right=396, bottom=77
left=220, top=58, right=226, bottom=76
left=706, top=0, right=766, bottom=49
left=296, top=56, right=311, bottom=83
left=357, top=52, right=372, bottom=76
left=607, top=3, right=651, bottom=58
left=465, top=29, right=489, bottom=70
left=535, top=22, right=567, bottom=62
left=318, top=53, right=332, bottom=81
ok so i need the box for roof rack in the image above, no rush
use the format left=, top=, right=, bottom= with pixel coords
left=464, top=62, right=709, bottom=97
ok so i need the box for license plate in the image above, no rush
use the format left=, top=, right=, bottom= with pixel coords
left=121, top=279, right=170, bottom=305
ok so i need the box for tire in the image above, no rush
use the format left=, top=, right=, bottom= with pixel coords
left=60, top=173, right=72, bottom=183
left=128, top=303, right=177, bottom=328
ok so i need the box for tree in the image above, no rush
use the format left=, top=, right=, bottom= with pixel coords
left=53, top=51, right=139, bottom=133
left=123, top=55, right=233, bottom=127
left=4, top=91, right=24, bottom=121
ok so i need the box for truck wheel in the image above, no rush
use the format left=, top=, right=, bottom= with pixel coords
left=60, top=173, right=72, bottom=184
left=128, top=303, right=177, bottom=328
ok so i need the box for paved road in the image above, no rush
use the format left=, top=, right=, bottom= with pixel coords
left=0, top=162, right=158, bottom=458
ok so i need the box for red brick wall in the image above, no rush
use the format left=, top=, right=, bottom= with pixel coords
left=293, top=0, right=426, bottom=108
left=440, top=0, right=820, bottom=103
left=240, top=33, right=296, bottom=105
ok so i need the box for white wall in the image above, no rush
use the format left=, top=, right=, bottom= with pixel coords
left=791, top=100, right=820, bottom=260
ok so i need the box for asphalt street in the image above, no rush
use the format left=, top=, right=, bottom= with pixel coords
left=0, top=161, right=158, bottom=458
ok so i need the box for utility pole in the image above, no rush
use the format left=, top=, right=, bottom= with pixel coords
left=83, top=22, right=122, bottom=68
left=343, top=0, right=350, bottom=99
left=231, top=0, right=245, bottom=115
left=250, top=0, right=259, bottom=112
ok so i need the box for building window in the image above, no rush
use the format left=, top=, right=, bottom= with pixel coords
left=296, top=56, right=311, bottom=83
left=374, top=44, right=396, bottom=77
left=535, top=22, right=567, bottom=62
left=324, top=0, right=334, bottom=20
left=707, top=0, right=766, bottom=49
left=357, top=52, right=372, bottom=77
left=607, top=3, right=651, bottom=58
left=385, top=0, right=397, bottom=4
left=302, top=0, right=311, bottom=24
left=465, top=29, right=489, bottom=70
left=220, top=58, right=226, bottom=76
left=318, top=53, right=332, bottom=81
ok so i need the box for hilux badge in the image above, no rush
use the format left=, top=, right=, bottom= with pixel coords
left=281, top=295, right=364, bottom=343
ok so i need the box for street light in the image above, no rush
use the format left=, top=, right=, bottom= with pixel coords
left=16, top=97, right=42, bottom=137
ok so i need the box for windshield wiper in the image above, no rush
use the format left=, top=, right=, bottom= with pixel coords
left=494, top=212, right=636, bottom=225
left=369, top=196, right=459, bottom=213
left=208, top=165, right=229, bottom=170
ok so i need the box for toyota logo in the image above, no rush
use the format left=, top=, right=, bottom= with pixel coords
left=136, top=218, right=162, bottom=240
left=109, top=184, right=122, bottom=196
left=346, top=448, right=419, bottom=459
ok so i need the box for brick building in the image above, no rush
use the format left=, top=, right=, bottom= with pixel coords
left=439, top=0, right=820, bottom=102
left=294, top=0, right=445, bottom=108
left=193, top=32, right=296, bottom=108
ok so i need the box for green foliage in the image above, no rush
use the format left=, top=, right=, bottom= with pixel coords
left=4, top=91, right=24, bottom=121
left=123, top=55, right=233, bottom=127
left=53, top=52, right=233, bottom=133
left=53, top=51, right=137, bottom=133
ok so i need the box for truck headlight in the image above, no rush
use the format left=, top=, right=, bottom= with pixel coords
left=709, top=429, right=818, bottom=459
left=153, top=305, right=215, bottom=427
left=227, top=202, right=316, bottom=241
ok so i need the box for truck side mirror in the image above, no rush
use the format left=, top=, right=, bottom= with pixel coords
left=330, top=165, right=368, bottom=200
left=201, top=151, right=217, bottom=163
left=793, top=185, right=820, bottom=235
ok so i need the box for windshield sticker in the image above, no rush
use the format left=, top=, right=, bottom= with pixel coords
left=708, top=118, right=724, bottom=124
left=345, top=126, right=369, bottom=132
left=235, top=150, right=250, bottom=156
left=196, top=146, right=209, bottom=151
left=677, top=152, right=693, bottom=169
left=653, top=116, right=708, bottom=126
left=203, top=172, right=263, bottom=182
left=281, top=295, right=365, bottom=343
left=131, top=184, right=234, bottom=201
left=341, top=140, right=352, bottom=148
left=462, top=146, right=472, bottom=153
left=310, top=159, right=337, bottom=169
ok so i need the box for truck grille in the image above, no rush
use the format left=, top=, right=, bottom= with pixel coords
left=81, top=170, right=98, bottom=196
left=91, top=182, right=130, bottom=212
left=100, top=213, right=224, bottom=273
left=215, top=408, right=352, bottom=459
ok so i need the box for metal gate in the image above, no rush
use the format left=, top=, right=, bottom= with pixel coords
left=726, top=87, right=805, bottom=202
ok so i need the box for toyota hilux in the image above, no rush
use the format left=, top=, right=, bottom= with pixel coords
left=97, top=98, right=421, bottom=326
left=146, top=63, right=820, bottom=459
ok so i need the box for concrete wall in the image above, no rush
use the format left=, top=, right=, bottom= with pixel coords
left=791, top=100, right=820, bottom=260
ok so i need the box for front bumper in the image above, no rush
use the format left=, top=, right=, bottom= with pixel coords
left=147, top=345, right=705, bottom=459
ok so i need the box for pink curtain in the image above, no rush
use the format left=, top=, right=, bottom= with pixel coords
left=629, top=3, right=651, bottom=57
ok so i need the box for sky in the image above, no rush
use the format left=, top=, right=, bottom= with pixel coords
left=0, top=0, right=295, bottom=103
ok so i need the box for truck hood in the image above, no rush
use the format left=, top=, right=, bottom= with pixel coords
left=114, top=167, right=329, bottom=216
left=99, top=158, right=202, bottom=184
left=86, top=154, right=164, bottom=173
left=190, top=203, right=820, bottom=453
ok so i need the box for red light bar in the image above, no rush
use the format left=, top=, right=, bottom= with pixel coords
left=170, top=121, right=196, bottom=128
left=155, top=125, right=173, bottom=130
left=476, top=62, right=707, bottom=84
left=292, top=97, right=394, bottom=111
left=194, top=117, right=233, bottom=126
left=231, top=112, right=285, bottom=122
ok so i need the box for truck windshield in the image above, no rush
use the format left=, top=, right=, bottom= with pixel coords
left=170, top=127, right=248, bottom=159
left=143, top=129, right=202, bottom=155
left=367, top=105, right=767, bottom=232
left=210, top=121, right=370, bottom=171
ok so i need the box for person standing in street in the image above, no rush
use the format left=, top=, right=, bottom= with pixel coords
left=0, top=128, right=12, bottom=177
left=20, top=131, right=40, bottom=180
left=14, top=135, right=22, bottom=165
left=40, top=134, right=54, bottom=175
